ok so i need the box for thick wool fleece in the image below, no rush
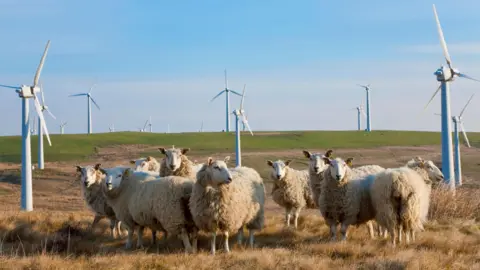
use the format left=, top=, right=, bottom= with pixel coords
left=160, top=155, right=196, bottom=179
left=189, top=166, right=265, bottom=234
left=271, top=167, right=315, bottom=210
left=80, top=170, right=117, bottom=220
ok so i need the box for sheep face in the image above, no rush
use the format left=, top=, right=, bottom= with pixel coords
left=266, top=160, right=291, bottom=180
left=104, top=167, right=130, bottom=191
left=159, top=147, right=190, bottom=172
left=76, top=164, right=101, bottom=189
left=303, top=151, right=329, bottom=174
left=424, top=160, right=444, bottom=183
left=204, top=156, right=232, bottom=186
left=130, top=157, right=149, bottom=172
left=324, top=157, right=349, bottom=182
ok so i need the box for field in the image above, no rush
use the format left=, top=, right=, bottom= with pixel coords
left=0, top=130, right=480, bottom=269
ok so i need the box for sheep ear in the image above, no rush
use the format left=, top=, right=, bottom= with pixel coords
left=99, top=168, right=107, bottom=175
left=130, top=160, right=135, bottom=164
left=322, top=157, right=331, bottom=165
left=181, top=148, right=190, bottom=155
left=285, top=160, right=292, bottom=166
left=207, top=157, right=214, bottom=166
left=94, top=163, right=102, bottom=171
left=146, top=156, right=151, bottom=161
left=224, top=156, right=230, bottom=163
left=158, top=148, right=166, bottom=154
left=419, top=161, right=425, bottom=168
left=325, top=150, right=333, bottom=158
left=346, top=158, right=354, bottom=167
left=267, top=160, right=273, bottom=167
left=122, top=168, right=130, bottom=177
left=75, top=166, right=82, bottom=172
left=302, top=150, right=311, bottom=158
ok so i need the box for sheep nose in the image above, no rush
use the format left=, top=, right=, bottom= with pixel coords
left=336, top=175, right=341, bottom=180
left=314, top=166, right=319, bottom=172
left=226, top=177, right=232, bottom=183
left=170, top=164, right=175, bottom=169
left=276, top=174, right=282, bottom=179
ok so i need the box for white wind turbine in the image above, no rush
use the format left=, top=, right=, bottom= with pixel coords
left=30, top=115, right=36, bottom=135
left=37, top=83, right=56, bottom=170
left=68, top=83, right=100, bottom=134
left=109, top=123, right=115, bottom=132
left=423, top=4, right=480, bottom=189
left=357, top=84, right=372, bottom=132
left=434, top=94, right=474, bottom=187
left=199, top=120, right=204, bottom=132
left=210, top=69, right=243, bottom=132
left=59, top=121, right=67, bottom=134
left=148, top=116, right=152, bottom=132
left=232, top=84, right=253, bottom=167
left=350, top=102, right=367, bottom=131
left=0, top=40, right=52, bottom=211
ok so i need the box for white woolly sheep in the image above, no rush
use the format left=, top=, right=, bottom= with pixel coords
left=189, top=156, right=265, bottom=255
left=267, top=159, right=315, bottom=229
left=302, top=149, right=333, bottom=208
left=130, top=156, right=161, bottom=173
left=101, top=168, right=198, bottom=253
left=319, top=156, right=385, bottom=241
left=158, top=146, right=198, bottom=179
left=371, top=157, right=443, bottom=246
left=76, top=163, right=124, bottom=239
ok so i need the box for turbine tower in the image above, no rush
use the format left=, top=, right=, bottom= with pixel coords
left=60, top=121, right=67, bottom=134
left=69, top=83, right=100, bottom=134
left=109, top=123, right=115, bottom=132
left=37, top=84, right=56, bottom=170
left=210, top=69, right=243, bottom=132
left=0, top=40, right=52, bottom=211
left=357, top=84, right=372, bottom=132
left=351, top=103, right=366, bottom=131
left=423, top=4, right=480, bottom=189
left=232, top=84, right=253, bottom=167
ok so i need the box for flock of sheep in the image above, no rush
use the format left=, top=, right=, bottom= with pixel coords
left=75, top=146, right=444, bottom=255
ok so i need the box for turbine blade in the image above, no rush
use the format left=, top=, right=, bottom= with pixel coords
left=0, top=84, right=19, bottom=89
left=434, top=113, right=442, bottom=116
left=40, top=85, right=46, bottom=105
left=432, top=4, right=453, bottom=69
left=459, top=94, right=475, bottom=118
left=210, top=90, right=225, bottom=102
left=240, top=84, right=246, bottom=110
left=143, top=119, right=149, bottom=129
left=458, top=73, right=480, bottom=83
left=46, top=109, right=56, bottom=120
left=230, top=90, right=243, bottom=97
left=357, top=84, right=367, bottom=88
left=33, top=94, right=52, bottom=146
left=242, top=117, right=253, bottom=136
left=361, top=110, right=367, bottom=118
left=89, top=96, right=101, bottom=110
left=69, top=93, right=87, bottom=97
left=88, top=83, right=97, bottom=94
left=460, top=122, right=471, bottom=148
left=423, top=84, right=442, bottom=111
left=34, top=40, right=51, bottom=87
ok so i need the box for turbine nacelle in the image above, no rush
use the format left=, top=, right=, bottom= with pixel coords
left=434, top=65, right=457, bottom=82
left=16, top=85, right=40, bottom=98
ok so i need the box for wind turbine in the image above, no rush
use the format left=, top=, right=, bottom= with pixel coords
left=210, top=69, right=243, bottom=132
left=60, top=121, right=67, bottom=134
left=423, top=4, right=480, bottom=189
left=68, top=83, right=100, bottom=134
left=232, top=84, right=253, bottom=167
left=37, top=83, right=56, bottom=170
left=109, top=123, right=115, bottom=132
left=350, top=102, right=367, bottom=131
left=148, top=116, right=152, bottom=132
left=0, top=40, right=52, bottom=211
left=199, top=120, right=204, bottom=132
left=434, top=94, right=474, bottom=187
left=357, top=84, right=372, bottom=132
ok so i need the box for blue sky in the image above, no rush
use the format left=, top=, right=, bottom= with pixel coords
left=2, top=0, right=480, bottom=136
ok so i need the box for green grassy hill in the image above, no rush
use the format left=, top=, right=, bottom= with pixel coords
left=0, top=130, right=477, bottom=163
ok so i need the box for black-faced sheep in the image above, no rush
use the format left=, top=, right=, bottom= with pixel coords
left=189, top=156, right=265, bottom=255
left=267, top=159, right=315, bottom=229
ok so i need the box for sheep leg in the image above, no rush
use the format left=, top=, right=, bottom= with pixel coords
left=388, top=227, right=396, bottom=247
left=179, top=229, right=193, bottom=254
left=367, top=221, right=375, bottom=239
left=109, top=219, right=116, bottom=239
left=248, top=229, right=255, bottom=249
left=405, top=229, right=410, bottom=244
left=293, top=208, right=301, bottom=229
left=223, top=231, right=230, bottom=253
left=136, top=226, right=145, bottom=249
left=340, top=223, right=348, bottom=241
left=411, top=230, right=416, bottom=242
left=326, top=219, right=337, bottom=241
left=210, top=232, right=217, bottom=255
left=285, top=208, right=292, bottom=227
left=151, top=230, right=157, bottom=245
left=237, top=227, right=244, bottom=246
left=397, top=226, right=403, bottom=244
left=91, top=215, right=102, bottom=231
left=190, top=228, right=198, bottom=254
left=125, top=226, right=135, bottom=249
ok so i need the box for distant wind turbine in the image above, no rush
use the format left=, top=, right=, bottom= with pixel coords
left=69, top=83, right=100, bottom=134
left=60, top=121, right=67, bottom=134
left=199, top=120, right=204, bottom=132
left=232, top=84, right=253, bottom=167
left=109, top=123, right=115, bottom=132
left=350, top=102, right=366, bottom=131
left=148, top=116, right=152, bottom=132
left=357, top=84, right=372, bottom=132
left=210, top=69, right=243, bottom=132
left=37, top=83, right=56, bottom=170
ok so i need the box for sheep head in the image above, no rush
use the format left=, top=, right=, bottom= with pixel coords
left=303, top=150, right=331, bottom=174
left=406, top=157, right=444, bottom=184
left=159, top=146, right=190, bottom=172
left=76, top=164, right=101, bottom=189
left=131, top=157, right=150, bottom=172
left=267, top=159, right=291, bottom=180
left=104, top=167, right=131, bottom=191
left=201, top=157, right=232, bottom=186
left=323, top=157, right=350, bottom=182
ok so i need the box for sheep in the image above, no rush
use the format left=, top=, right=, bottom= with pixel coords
left=130, top=156, right=161, bottom=173
left=267, top=159, right=315, bottom=229
left=319, top=156, right=385, bottom=241
left=370, top=157, right=443, bottom=246
left=302, top=149, right=333, bottom=208
left=75, top=163, right=124, bottom=239
left=158, top=146, right=198, bottom=179
left=101, top=168, right=197, bottom=253
left=189, top=156, right=265, bottom=255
